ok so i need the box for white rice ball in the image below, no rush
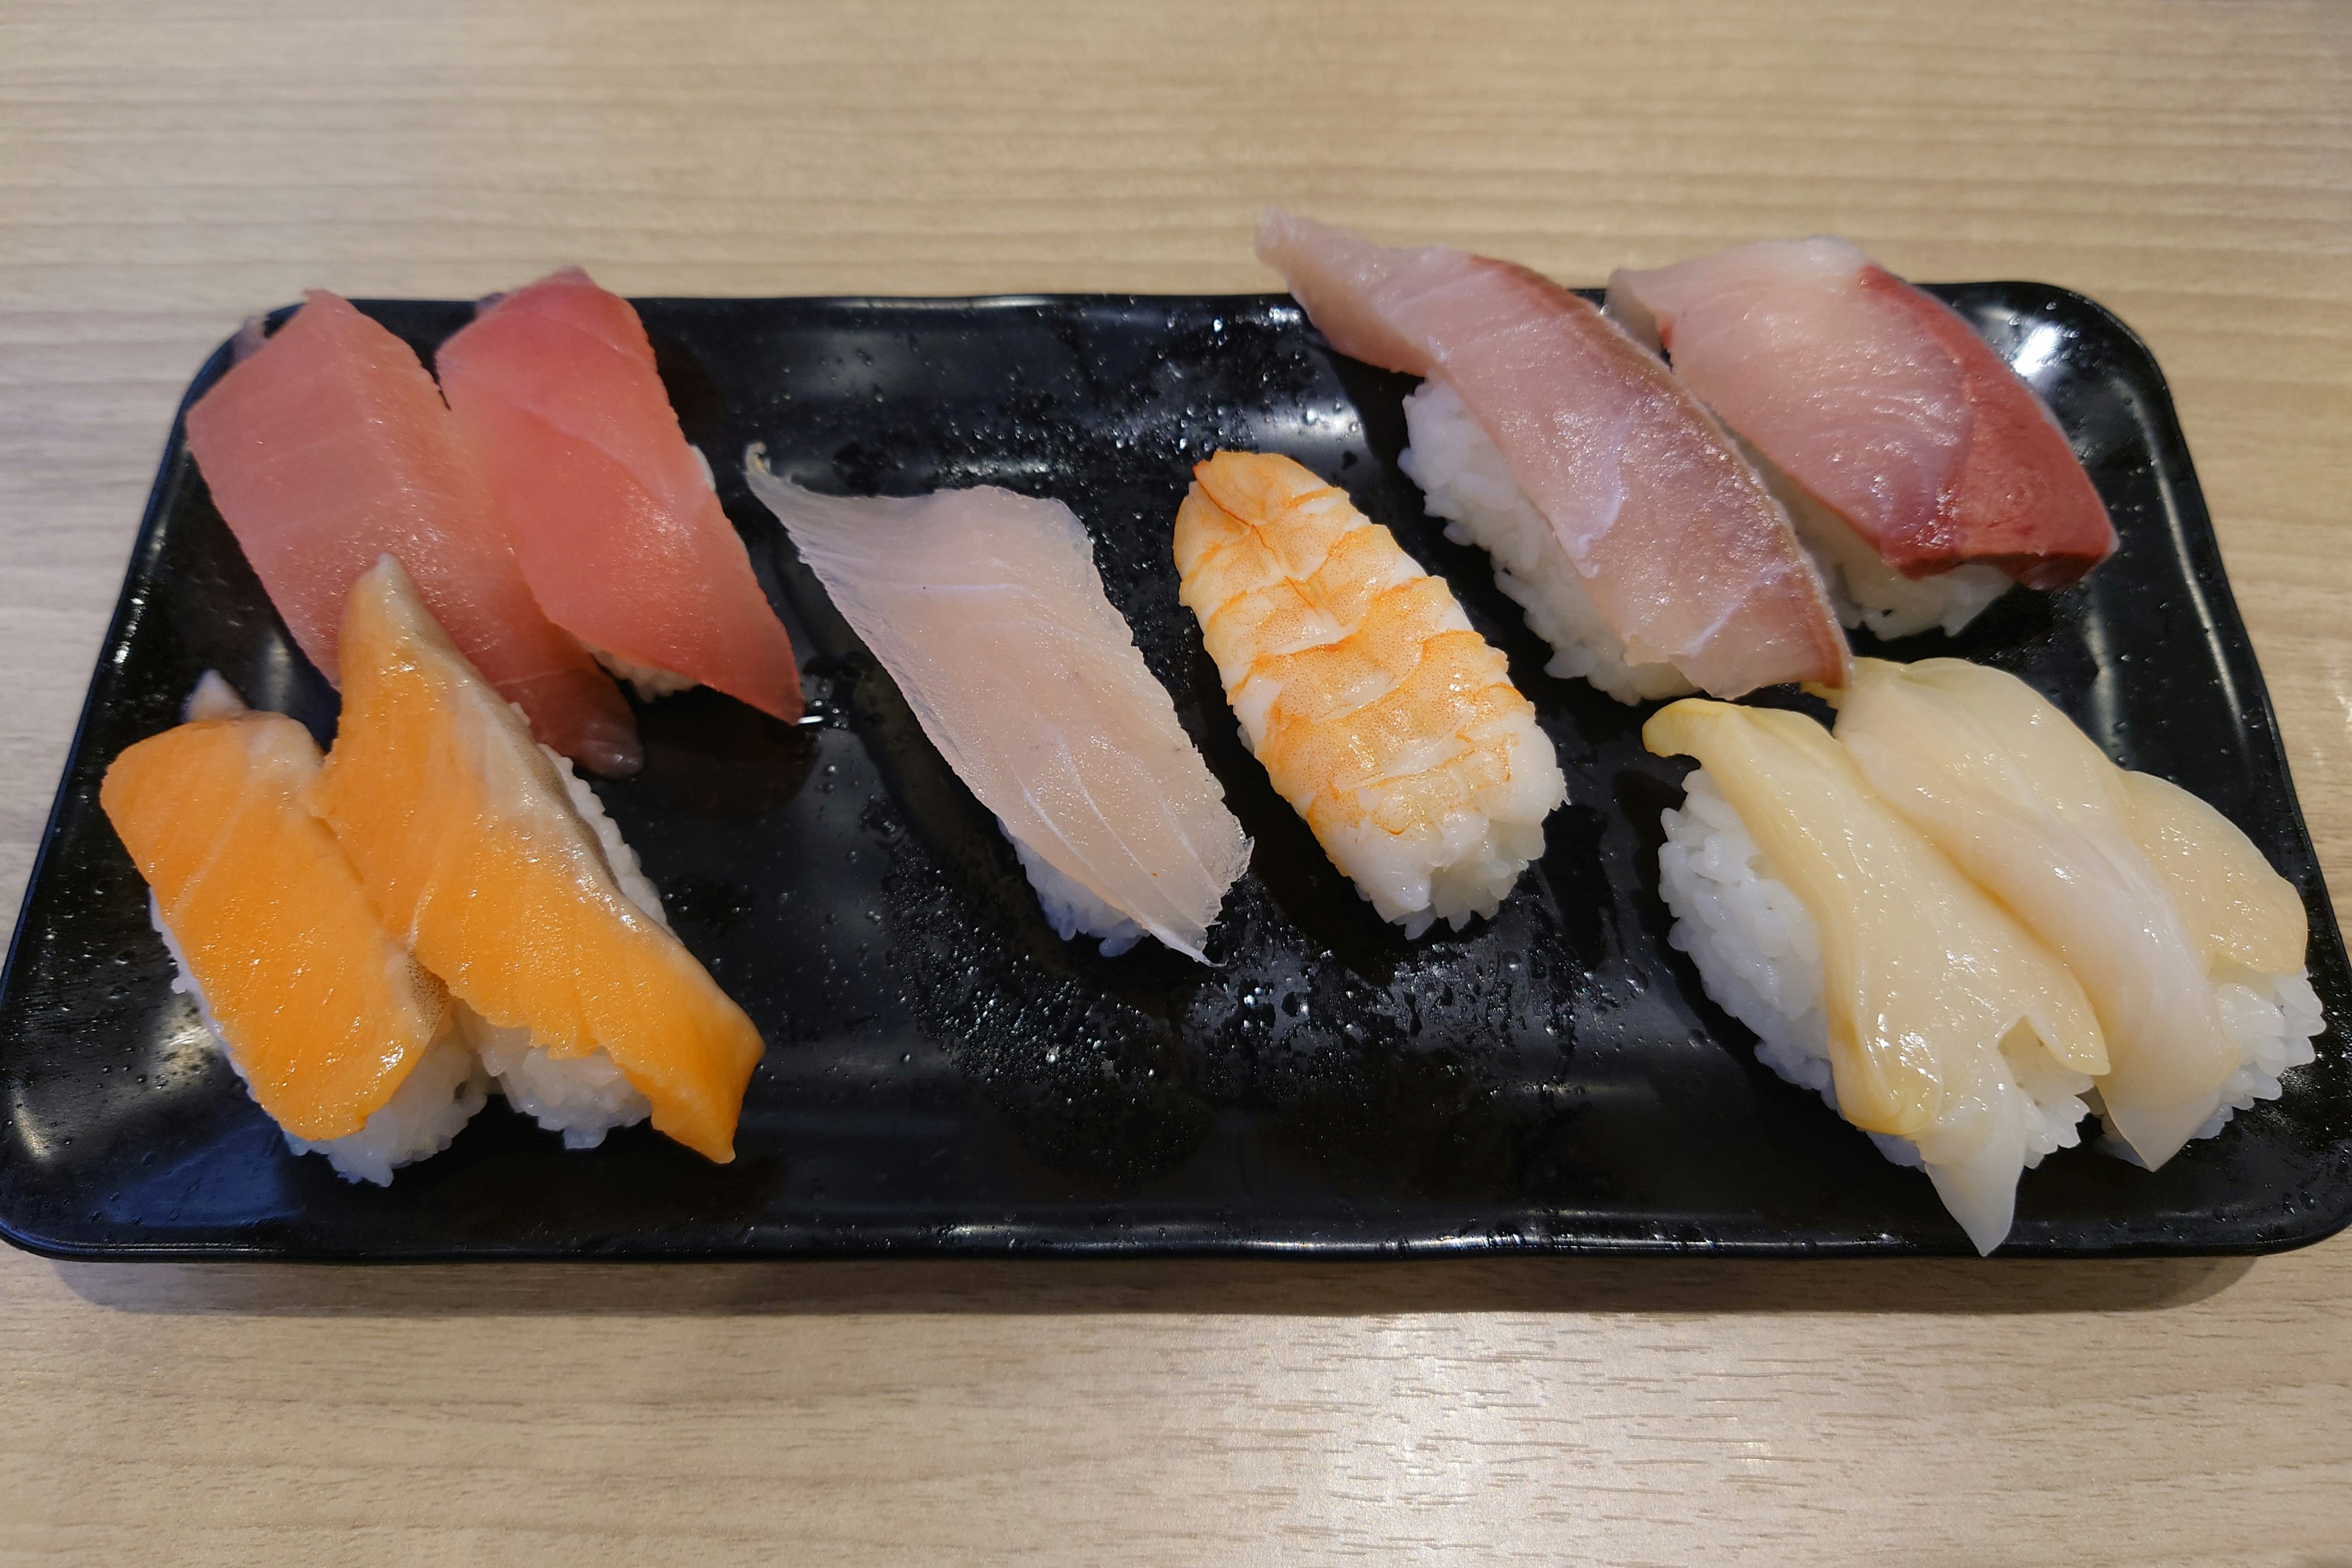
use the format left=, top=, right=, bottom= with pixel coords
left=464, top=1006, right=651, bottom=1151
left=1009, top=824, right=1148, bottom=957
left=2092, top=966, right=2326, bottom=1163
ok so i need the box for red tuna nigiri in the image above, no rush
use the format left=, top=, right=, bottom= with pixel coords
left=1257, top=211, right=1847, bottom=700
left=435, top=270, right=803, bottom=723
left=1605, top=239, right=2116, bottom=590
left=184, top=292, right=642, bottom=777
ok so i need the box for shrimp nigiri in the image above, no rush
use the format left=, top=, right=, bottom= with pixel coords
left=1174, top=450, right=1564, bottom=937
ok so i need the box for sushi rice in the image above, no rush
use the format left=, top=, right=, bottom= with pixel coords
left=1009, top=826, right=1148, bottom=957
left=1659, top=770, right=2324, bottom=1184
left=2093, top=967, right=2326, bottom=1163
left=1399, top=381, right=1694, bottom=703
left=153, top=895, right=490, bottom=1186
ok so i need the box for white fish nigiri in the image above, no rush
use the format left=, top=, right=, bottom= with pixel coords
left=745, top=453, right=1251, bottom=962
left=1645, top=698, right=2107, bottom=1254
left=1827, top=657, right=2321, bottom=1168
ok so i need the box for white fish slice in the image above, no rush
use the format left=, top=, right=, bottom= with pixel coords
left=745, top=453, right=1250, bottom=962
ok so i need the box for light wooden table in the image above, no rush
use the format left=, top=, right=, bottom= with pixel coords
left=4, top=1, right=2348, bottom=1561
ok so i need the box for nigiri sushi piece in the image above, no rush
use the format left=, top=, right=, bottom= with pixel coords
left=1173, top=450, right=1564, bottom=938
left=436, top=268, right=803, bottom=722
left=1256, top=210, right=1849, bottom=703
left=1826, top=658, right=2321, bottom=1168
left=183, top=290, right=641, bottom=776
left=1607, top=240, right=2117, bottom=638
left=1645, top=698, right=2108, bottom=1254
left=744, top=456, right=1251, bottom=962
left=100, top=675, right=488, bottom=1185
left=307, top=556, right=765, bottom=1161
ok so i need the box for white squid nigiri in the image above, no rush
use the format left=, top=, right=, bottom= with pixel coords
left=1645, top=698, right=2108, bottom=1253
left=1827, top=657, right=2321, bottom=1168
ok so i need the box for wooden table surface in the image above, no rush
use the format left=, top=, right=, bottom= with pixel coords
left=4, top=1, right=2349, bottom=1561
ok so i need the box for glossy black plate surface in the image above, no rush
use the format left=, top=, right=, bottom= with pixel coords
left=2, top=287, right=2345, bottom=1260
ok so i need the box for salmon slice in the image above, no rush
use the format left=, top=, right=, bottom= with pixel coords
left=183, top=290, right=641, bottom=776
left=436, top=269, right=804, bottom=722
left=307, top=556, right=766, bottom=1162
left=1255, top=211, right=1849, bottom=699
left=100, top=696, right=456, bottom=1144
left=1606, top=240, right=2117, bottom=589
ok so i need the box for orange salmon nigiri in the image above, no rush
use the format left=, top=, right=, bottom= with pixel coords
left=435, top=268, right=804, bottom=723
left=309, top=556, right=765, bottom=1162
left=183, top=290, right=641, bottom=776
left=100, top=679, right=486, bottom=1185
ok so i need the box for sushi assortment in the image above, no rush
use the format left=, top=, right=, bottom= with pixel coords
left=129, top=268, right=793, bottom=1181
left=78, top=224, right=2324, bottom=1248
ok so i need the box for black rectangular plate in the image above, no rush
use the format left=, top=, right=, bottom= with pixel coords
left=2, top=287, right=2346, bottom=1261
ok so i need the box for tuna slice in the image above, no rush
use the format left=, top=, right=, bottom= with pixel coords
left=436, top=268, right=804, bottom=722
left=1606, top=239, right=2117, bottom=590
left=745, top=458, right=1251, bottom=962
left=183, top=291, right=642, bottom=776
left=1256, top=210, right=1849, bottom=699
left=308, top=556, right=766, bottom=1163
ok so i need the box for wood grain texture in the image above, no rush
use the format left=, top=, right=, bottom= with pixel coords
left=2, top=0, right=2349, bottom=1561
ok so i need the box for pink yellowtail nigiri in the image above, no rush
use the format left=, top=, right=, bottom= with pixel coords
left=1256, top=210, right=1849, bottom=704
